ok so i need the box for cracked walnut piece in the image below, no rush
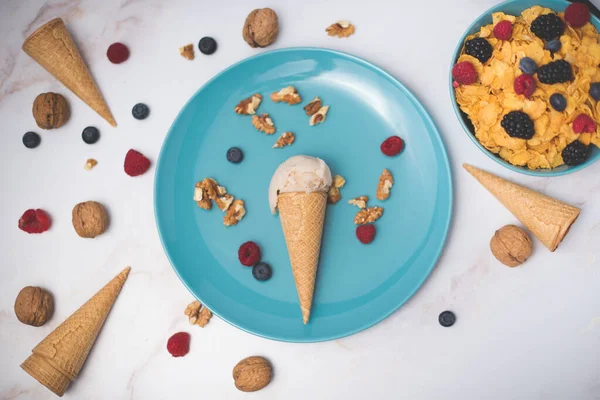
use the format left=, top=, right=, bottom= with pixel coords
left=184, top=300, right=213, bottom=327
left=179, top=44, right=195, bottom=60
left=304, top=97, right=322, bottom=116
left=235, top=94, right=262, bottom=115
left=376, top=169, right=394, bottom=201
left=273, top=132, right=295, bottom=148
left=224, top=199, right=246, bottom=226
left=270, top=86, right=301, bottom=104
left=194, top=178, right=233, bottom=211
left=252, top=113, right=276, bottom=134
left=327, top=175, right=346, bottom=204
left=348, top=195, right=368, bottom=209
left=309, top=105, right=329, bottom=126
left=354, top=206, right=383, bottom=225
left=84, top=158, right=97, bottom=171
left=326, top=20, right=355, bottom=38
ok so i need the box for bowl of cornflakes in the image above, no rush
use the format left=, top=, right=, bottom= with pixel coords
left=451, top=0, right=600, bottom=176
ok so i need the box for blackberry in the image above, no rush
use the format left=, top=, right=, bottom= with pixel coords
left=530, top=13, right=564, bottom=41
left=537, top=60, right=573, bottom=84
left=501, top=111, right=535, bottom=139
left=562, top=141, right=589, bottom=166
left=465, top=38, right=493, bottom=63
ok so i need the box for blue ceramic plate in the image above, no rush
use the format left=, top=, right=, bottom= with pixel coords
left=450, top=0, right=600, bottom=176
left=155, top=48, right=452, bottom=342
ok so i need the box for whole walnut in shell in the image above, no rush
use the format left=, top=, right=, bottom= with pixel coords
left=14, top=286, right=54, bottom=327
left=490, top=225, right=533, bottom=267
left=72, top=201, right=109, bottom=238
left=243, top=8, right=279, bottom=48
left=32, top=92, right=70, bottom=129
left=233, top=356, right=272, bottom=392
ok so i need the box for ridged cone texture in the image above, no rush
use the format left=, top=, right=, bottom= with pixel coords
left=21, top=267, right=131, bottom=397
left=463, top=164, right=580, bottom=251
left=22, top=18, right=117, bottom=127
left=277, top=192, right=327, bottom=324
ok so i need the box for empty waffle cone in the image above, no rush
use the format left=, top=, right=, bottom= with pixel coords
left=21, top=267, right=131, bottom=397
left=463, top=164, right=580, bottom=251
left=277, top=191, right=327, bottom=324
left=22, top=18, right=116, bottom=127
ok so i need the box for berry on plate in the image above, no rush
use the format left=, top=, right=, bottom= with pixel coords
left=252, top=262, right=272, bottom=281
left=167, top=332, right=190, bottom=357
left=493, top=20, right=513, bottom=40
left=227, top=147, right=244, bottom=163
left=565, top=2, right=590, bottom=28
left=22, top=131, right=41, bottom=149
left=238, top=241, right=261, bottom=266
left=572, top=114, right=596, bottom=133
left=356, top=224, right=376, bottom=244
left=514, top=74, right=536, bottom=98
left=451, top=61, right=477, bottom=85
left=380, top=136, right=404, bottom=156
left=18, top=209, right=51, bottom=234
left=124, top=149, right=151, bottom=176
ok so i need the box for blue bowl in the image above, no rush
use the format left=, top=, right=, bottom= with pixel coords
left=450, top=0, right=600, bottom=176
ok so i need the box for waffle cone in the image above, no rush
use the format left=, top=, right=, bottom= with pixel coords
left=277, top=192, right=327, bottom=324
left=21, top=267, right=131, bottom=396
left=22, top=18, right=116, bottom=127
left=463, top=164, right=580, bottom=251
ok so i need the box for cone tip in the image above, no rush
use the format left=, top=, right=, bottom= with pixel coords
left=121, top=266, right=131, bottom=276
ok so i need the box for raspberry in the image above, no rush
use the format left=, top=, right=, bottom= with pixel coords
left=565, top=3, right=590, bottom=28
left=572, top=114, right=596, bottom=133
left=452, top=61, right=477, bottom=85
left=356, top=224, right=376, bottom=244
left=238, top=241, right=261, bottom=266
left=493, top=20, right=513, bottom=40
left=514, top=74, right=536, bottom=98
left=167, top=332, right=190, bottom=357
left=107, top=43, right=130, bottom=64
left=18, top=209, right=51, bottom=234
left=380, top=136, right=404, bottom=156
left=124, top=149, right=151, bottom=177
left=452, top=81, right=459, bottom=88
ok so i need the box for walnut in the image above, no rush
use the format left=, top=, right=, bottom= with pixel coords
left=270, top=86, right=301, bottom=104
left=272, top=132, right=295, bottom=148
left=326, top=20, right=355, bottom=38
left=490, top=225, right=533, bottom=267
left=184, top=300, right=213, bottom=327
left=224, top=199, right=246, bottom=226
left=354, top=206, right=383, bottom=225
left=14, top=286, right=54, bottom=327
left=84, top=158, right=97, bottom=171
left=179, top=44, right=194, bottom=60
left=304, top=97, right=322, bottom=116
left=327, top=175, right=346, bottom=204
left=194, top=182, right=212, bottom=210
left=217, top=194, right=234, bottom=211
left=243, top=8, right=279, bottom=48
left=32, top=92, right=70, bottom=129
left=233, top=356, right=272, bottom=392
left=72, top=201, right=109, bottom=238
left=376, top=169, right=394, bottom=201
left=235, top=94, right=262, bottom=115
left=252, top=113, right=276, bottom=134
left=309, top=105, right=329, bottom=126
left=348, top=195, right=368, bottom=209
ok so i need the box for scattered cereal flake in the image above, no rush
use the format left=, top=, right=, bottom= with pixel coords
left=326, top=20, right=355, bottom=38
left=376, top=169, right=394, bottom=201
left=354, top=206, right=383, bottom=225
left=304, top=97, right=322, bottom=116
left=270, top=86, right=302, bottom=104
left=224, top=199, right=246, bottom=226
left=309, top=105, right=329, bottom=126
left=348, top=196, right=368, bottom=209
left=179, top=44, right=195, bottom=60
left=84, top=158, right=97, bottom=171
left=235, top=94, right=262, bottom=115
left=252, top=113, right=276, bottom=134
left=273, top=132, right=295, bottom=148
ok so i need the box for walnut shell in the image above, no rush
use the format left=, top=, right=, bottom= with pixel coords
left=243, top=8, right=279, bottom=48
left=14, top=286, right=54, bottom=327
left=32, top=92, right=70, bottom=129
left=232, top=356, right=272, bottom=392
left=72, top=201, right=109, bottom=238
left=490, top=225, right=533, bottom=267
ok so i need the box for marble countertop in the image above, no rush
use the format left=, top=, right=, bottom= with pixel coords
left=1, top=0, right=600, bottom=399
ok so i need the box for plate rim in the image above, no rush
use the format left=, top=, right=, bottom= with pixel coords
left=154, top=47, right=454, bottom=342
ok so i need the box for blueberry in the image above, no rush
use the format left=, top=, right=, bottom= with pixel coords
left=545, top=39, right=561, bottom=53
left=519, top=57, right=537, bottom=75
left=22, top=131, right=41, bottom=149
left=82, top=126, right=100, bottom=144
left=226, top=147, right=244, bottom=164
left=198, top=37, right=217, bottom=55
left=439, top=311, right=456, bottom=327
left=252, top=262, right=272, bottom=281
left=132, top=103, right=150, bottom=120
left=550, top=93, right=567, bottom=111
left=590, top=82, right=600, bottom=101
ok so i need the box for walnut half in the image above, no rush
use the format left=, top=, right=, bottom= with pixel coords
left=184, top=300, right=213, bottom=327
left=273, top=132, right=295, bottom=148
left=304, top=97, right=322, bottom=116
left=376, top=169, right=394, bottom=201
left=326, top=20, right=355, bottom=38
left=270, top=86, right=301, bottom=104
left=235, top=94, right=262, bottom=115
left=252, top=113, right=276, bottom=134
left=354, top=206, right=383, bottom=225
left=309, top=105, right=329, bottom=126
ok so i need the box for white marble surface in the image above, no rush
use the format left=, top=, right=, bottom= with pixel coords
left=1, top=0, right=600, bottom=399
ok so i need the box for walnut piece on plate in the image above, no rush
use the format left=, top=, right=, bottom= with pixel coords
left=235, top=94, right=262, bottom=115
left=309, top=105, right=329, bottom=126
left=270, top=86, right=301, bottom=104
left=354, top=206, right=383, bottom=225
left=224, top=199, right=246, bottom=226
left=273, top=132, right=295, bottom=148
left=327, top=175, right=346, bottom=204
left=304, top=97, right=322, bottom=116
left=348, top=195, right=368, bottom=209
left=376, top=168, right=394, bottom=200
left=252, top=113, right=276, bottom=134
left=326, top=20, right=355, bottom=38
